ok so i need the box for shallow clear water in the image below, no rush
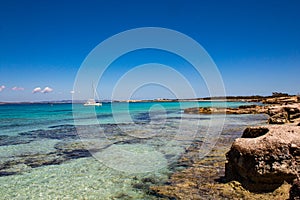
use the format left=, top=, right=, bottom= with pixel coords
left=0, top=101, right=267, bottom=199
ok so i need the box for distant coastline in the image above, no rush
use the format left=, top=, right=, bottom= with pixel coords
left=0, top=93, right=298, bottom=105
left=116, top=93, right=297, bottom=103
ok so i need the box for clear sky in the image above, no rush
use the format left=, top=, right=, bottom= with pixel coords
left=0, top=0, right=300, bottom=101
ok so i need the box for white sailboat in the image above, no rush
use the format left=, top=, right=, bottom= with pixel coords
left=84, top=83, right=102, bottom=106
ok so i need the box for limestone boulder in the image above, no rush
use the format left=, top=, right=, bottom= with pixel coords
left=225, top=125, right=300, bottom=192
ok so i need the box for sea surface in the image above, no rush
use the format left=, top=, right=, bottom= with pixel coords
left=0, top=101, right=268, bottom=199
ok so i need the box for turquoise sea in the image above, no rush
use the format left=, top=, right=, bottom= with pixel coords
left=0, top=101, right=267, bottom=199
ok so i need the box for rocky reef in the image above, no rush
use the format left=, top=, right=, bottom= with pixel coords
left=150, top=125, right=292, bottom=199
left=0, top=123, right=145, bottom=177
left=153, top=97, right=300, bottom=199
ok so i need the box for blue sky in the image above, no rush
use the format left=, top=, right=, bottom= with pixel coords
left=0, top=0, right=300, bottom=101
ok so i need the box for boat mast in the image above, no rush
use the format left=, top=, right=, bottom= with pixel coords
left=92, top=82, right=100, bottom=101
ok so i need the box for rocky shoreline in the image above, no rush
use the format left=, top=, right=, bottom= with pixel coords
left=151, top=96, right=300, bottom=199
left=184, top=105, right=268, bottom=115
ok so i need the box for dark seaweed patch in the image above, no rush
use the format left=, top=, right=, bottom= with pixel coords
left=100, top=123, right=126, bottom=136
left=19, top=126, right=78, bottom=140
left=0, top=135, right=33, bottom=146
left=48, top=124, right=75, bottom=129
left=97, top=113, right=113, bottom=118
left=0, top=148, right=93, bottom=176
left=0, top=171, right=17, bottom=176
left=62, top=149, right=92, bottom=159
left=133, top=112, right=151, bottom=123
left=114, top=138, right=144, bottom=145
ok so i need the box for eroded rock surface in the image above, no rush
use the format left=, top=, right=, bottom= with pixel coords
left=262, top=96, right=300, bottom=104
left=289, top=179, right=300, bottom=200
left=226, top=125, right=300, bottom=192
left=268, top=104, right=300, bottom=124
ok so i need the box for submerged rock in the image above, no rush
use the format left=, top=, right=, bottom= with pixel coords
left=0, top=140, right=95, bottom=177
left=225, top=125, right=300, bottom=192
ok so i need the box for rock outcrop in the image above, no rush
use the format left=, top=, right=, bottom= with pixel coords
left=225, top=125, right=300, bottom=192
left=262, top=96, right=300, bottom=104
left=267, top=104, right=300, bottom=124
left=184, top=105, right=267, bottom=115
left=185, top=102, right=300, bottom=126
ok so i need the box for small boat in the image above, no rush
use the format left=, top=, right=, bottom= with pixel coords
left=84, top=99, right=102, bottom=106
left=84, top=83, right=102, bottom=106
